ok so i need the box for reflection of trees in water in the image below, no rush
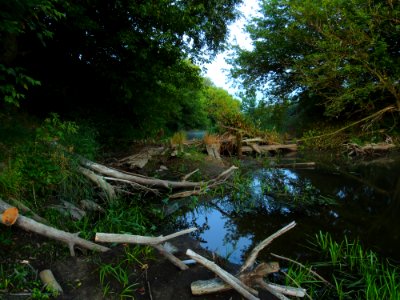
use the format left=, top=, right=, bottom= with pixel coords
left=175, top=160, right=400, bottom=262
left=174, top=210, right=210, bottom=241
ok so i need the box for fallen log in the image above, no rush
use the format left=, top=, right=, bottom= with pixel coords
left=81, top=157, right=205, bottom=190
left=344, top=142, right=396, bottom=156
left=95, top=227, right=197, bottom=245
left=189, top=221, right=303, bottom=299
left=8, top=198, right=48, bottom=224
left=0, top=198, right=110, bottom=256
left=81, top=158, right=196, bottom=189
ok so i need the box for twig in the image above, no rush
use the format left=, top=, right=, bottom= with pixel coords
left=271, top=253, right=334, bottom=288
left=182, top=169, right=199, bottom=181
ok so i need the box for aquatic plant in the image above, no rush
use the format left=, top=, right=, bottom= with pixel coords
left=315, top=231, right=400, bottom=299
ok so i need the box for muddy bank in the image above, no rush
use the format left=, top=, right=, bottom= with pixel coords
left=50, top=236, right=277, bottom=300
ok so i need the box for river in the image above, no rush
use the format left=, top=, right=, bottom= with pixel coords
left=177, top=152, right=400, bottom=265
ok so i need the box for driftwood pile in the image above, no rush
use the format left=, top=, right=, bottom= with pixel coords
left=1, top=197, right=317, bottom=299
left=214, top=133, right=298, bottom=158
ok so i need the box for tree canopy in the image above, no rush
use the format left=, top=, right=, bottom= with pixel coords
left=1, top=0, right=242, bottom=135
left=231, top=0, right=400, bottom=119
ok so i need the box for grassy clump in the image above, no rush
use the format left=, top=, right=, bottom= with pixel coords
left=315, top=231, right=400, bottom=299
left=283, top=232, right=400, bottom=299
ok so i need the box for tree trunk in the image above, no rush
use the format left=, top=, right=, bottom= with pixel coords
left=0, top=198, right=110, bottom=256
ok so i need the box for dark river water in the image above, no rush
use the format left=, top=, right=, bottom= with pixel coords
left=177, top=153, right=400, bottom=265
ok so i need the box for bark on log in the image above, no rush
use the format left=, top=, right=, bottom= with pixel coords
left=206, top=144, right=222, bottom=160
left=249, top=143, right=261, bottom=154
left=153, top=244, right=188, bottom=271
left=117, top=146, right=165, bottom=169
left=0, top=198, right=110, bottom=256
left=8, top=198, right=48, bottom=224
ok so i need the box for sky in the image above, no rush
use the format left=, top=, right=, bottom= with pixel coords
left=202, top=0, right=260, bottom=97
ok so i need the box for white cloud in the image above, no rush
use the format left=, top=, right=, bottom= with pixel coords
left=202, top=0, right=260, bottom=96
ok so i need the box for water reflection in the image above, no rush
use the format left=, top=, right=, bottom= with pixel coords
left=178, top=155, right=400, bottom=264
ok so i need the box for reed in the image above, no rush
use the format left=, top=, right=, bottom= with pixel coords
left=315, top=231, right=400, bottom=299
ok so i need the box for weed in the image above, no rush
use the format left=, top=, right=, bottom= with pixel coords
left=170, top=131, right=186, bottom=152
left=314, top=231, right=400, bottom=299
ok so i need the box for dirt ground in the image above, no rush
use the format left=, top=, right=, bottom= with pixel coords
left=49, top=235, right=276, bottom=300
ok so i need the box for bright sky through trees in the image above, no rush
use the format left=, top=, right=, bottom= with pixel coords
left=203, top=0, right=260, bottom=96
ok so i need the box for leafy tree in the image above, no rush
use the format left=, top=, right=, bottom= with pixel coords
left=231, top=0, right=400, bottom=119
left=202, top=78, right=241, bottom=127
left=1, top=0, right=243, bottom=137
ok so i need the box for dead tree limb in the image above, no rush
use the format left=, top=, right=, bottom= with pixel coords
left=0, top=198, right=110, bottom=256
left=81, top=158, right=237, bottom=190
left=186, top=249, right=259, bottom=300
left=95, top=228, right=197, bottom=271
left=95, top=227, right=197, bottom=245
left=189, top=221, right=302, bottom=299
left=240, top=221, right=297, bottom=273
left=270, top=253, right=333, bottom=288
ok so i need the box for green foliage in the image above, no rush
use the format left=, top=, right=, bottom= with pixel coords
left=300, top=126, right=348, bottom=151
left=0, top=65, right=41, bottom=106
left=232, top=0, right=400, bottom=123
left=202, top=79, right=242, bottom=128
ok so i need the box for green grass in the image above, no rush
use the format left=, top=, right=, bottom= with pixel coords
left=315, top=232, right=400, bottom=299
left=278, top=232, right=400, bottom=299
